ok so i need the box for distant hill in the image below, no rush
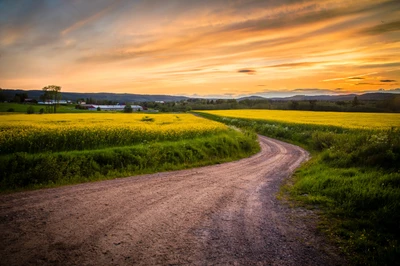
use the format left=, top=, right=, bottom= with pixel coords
left=237, top=96, right=266, bottom=101
left=1, top=89, right=189, bottom=103
left=239, top=92, right=397, bottom=101
left=3, top=89, right=398, bottom=103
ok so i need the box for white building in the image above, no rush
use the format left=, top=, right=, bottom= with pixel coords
left=38, top=100, right=70, bottom=104
left=86, top=105, right=143, bottom=111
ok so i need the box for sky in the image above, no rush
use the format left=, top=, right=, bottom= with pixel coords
left=0, top=0, right=400, bottom=98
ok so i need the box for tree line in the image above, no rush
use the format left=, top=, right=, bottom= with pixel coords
left=2, top=87, right=399, bottom=113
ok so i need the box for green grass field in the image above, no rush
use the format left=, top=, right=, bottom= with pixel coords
left=196, top=111, right=400, bottom=266
left=0, top=102, right=90, bottom=113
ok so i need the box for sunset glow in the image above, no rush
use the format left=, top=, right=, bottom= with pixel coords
left=1, top=0, right=399, bottom=97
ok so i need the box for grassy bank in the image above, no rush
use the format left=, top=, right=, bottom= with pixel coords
left=195, top=111, right=400, bottom=265
left=0, top=130, right=259, bottom=192
left=0, top=102, right=90, bottom=113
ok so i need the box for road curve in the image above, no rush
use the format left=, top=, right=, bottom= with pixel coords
left=0, top=136, right=344, bottom=265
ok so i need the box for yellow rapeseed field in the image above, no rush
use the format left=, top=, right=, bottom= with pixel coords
left=200, top=110, right=400, bottom=129
left=0, top=113, right=228, bottom=154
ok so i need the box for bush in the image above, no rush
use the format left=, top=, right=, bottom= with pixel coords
left=7, top=108, right=14, bottom=112
left=124, top=104, right=133, bottom=113
left=26, top=106, right=35, bottom=114
left=39, top=108, right=44, bottom=114
left=311, top=131, right=336, bottom=151
left=141, top=116, right=154, bottom=122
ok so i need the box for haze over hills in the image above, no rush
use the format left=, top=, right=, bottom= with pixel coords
left=242, top=92, right=398, bottom=102
left=2, top=89, right=399, bottom=103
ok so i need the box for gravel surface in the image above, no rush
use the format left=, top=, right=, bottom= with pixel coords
left=0, top=136, right=346, bottom=265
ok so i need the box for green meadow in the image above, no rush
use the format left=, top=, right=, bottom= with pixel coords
left=196, top=111, right=400, bottom=266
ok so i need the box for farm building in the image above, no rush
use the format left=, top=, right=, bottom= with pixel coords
left=86, top=105, right=143, bottom=111
left=38, top=100, right=70, bottom=104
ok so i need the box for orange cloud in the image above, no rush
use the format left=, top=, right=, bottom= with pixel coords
left=1, top=0, right=399, bottom=96
left=61, top=4, right=116, bottom=36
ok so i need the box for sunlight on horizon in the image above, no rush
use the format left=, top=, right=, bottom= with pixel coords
left=0, top=0, right=399, bottom=98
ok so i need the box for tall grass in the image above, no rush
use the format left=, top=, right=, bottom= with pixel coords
left=0, top=103, right=90, bottom=113
left=0, top=130, right=259, bottom=191
left=196, top=111, right=400, bottom=265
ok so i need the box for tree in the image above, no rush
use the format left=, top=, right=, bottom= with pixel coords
left=0, top=88, right=5, bottom=102
left=124, top=104, right=133, bottom=113
left=12, top=95, right=21, bottom=103
left=12, top=92, right=28, bottom=103
left=309, top=100, right=317, bottom=110
left=289, top=101, right=299, bottom=110
left=26, top=106, right=35, bottom=114
left=42, top=85, right=61, bottom=113
left=352, top=96, right=359, bottom=107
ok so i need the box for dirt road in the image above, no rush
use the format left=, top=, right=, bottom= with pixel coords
left=0, top=136, right=344, bottom=265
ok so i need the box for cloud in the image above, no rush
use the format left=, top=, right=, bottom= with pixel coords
left=254, top=88, right=352, bottom=97
left=359, top=20, right=400, bottom=35
left=238, top=69, right=256, bottom=75
left=354, top=76, right=399, bottom=85
left=61, top=4, right=116, bottom=36
left=355, top=82, right=399, bottom=86
left=267, top=61, right=325, bottom=68
left=323, top=72, right=379, bottom=82
left=77, top=47, right=166, bottom=63
left=292, top=88, right=337, bottom=94
left=1, top=0, right=400, bottom=95
left=359, top=62, right=400, bottom=69
left=356, top=82, right=380, bottom=85
left=209, top=0, right=398, bottom=38
left=362, top=88, right=400, bottom=94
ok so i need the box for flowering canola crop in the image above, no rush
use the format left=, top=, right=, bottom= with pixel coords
left=200, top=110, right=400, bottom=129
left=0, top=113, right=228, bottom=154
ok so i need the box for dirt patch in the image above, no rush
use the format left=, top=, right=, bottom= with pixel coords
left=0, top=136, right=346, bottom=265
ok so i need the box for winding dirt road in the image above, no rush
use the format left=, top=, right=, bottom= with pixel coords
left=0, top=136, right=345, bottom=265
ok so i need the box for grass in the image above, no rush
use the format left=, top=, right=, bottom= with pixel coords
left=0, top=113, right=260, bottom=192
left=0, top=102, right=91, bottom=113
left=0, top=130, right=259, bottom=192
left=195, top=111, right=400, bottom=265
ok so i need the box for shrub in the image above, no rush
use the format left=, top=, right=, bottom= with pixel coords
left=26, top=106, right=35, bottom=114
left=124, top=104, right=133, bottom=113
left=141, top=116, right=154, bottom=122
